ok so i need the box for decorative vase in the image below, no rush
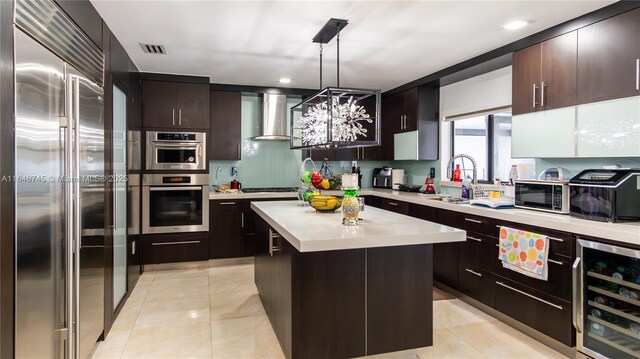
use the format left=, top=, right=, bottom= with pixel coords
left=341, top=174, right=360, bottom=226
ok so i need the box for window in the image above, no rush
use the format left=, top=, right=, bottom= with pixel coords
left=451, top=111, right=535, bottom=182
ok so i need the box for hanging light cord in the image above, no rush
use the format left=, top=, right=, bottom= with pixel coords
left=336, top=26, right=340, bottom=87
left=319, top=43, right=323, bottom=89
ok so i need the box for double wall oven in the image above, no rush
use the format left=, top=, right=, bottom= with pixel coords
left=142, top=174, right=209, bottom=234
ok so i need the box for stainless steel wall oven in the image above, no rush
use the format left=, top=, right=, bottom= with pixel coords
left=142, top=174, right=209, bottom=234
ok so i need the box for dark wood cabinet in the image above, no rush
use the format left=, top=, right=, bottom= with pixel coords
left=495, top=277, right=573, bottom=346
left=209, top=91, right=241, bottom=160
left=302, top=148, right=335, bottom=161
left=142, top=232, right=209, bottom=264
left=209, top=209, right=244, bottom=259
left=458, top=262, right=495, bottom=308
left=142, top=80, right=210, bottom=129
left=379, top=199, right=410, bottom=215
left=540, top=31, right=577, bottom=110
left=513, top=31, right=577, bottom=115
left=577, top=7, right=640, bottom=104
left=176, top=83, right=210, bottom=128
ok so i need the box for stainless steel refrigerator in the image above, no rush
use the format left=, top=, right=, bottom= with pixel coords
left=14, top=6, right=106, bottom=358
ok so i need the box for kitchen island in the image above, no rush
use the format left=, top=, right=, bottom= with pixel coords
left=251, top=201, right=466, bottom=359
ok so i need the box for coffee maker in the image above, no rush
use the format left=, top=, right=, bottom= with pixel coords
left=372, top=167, right=393, bottom=188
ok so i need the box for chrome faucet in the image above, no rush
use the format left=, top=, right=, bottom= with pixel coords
left=446, top=154, right=478, bottom=185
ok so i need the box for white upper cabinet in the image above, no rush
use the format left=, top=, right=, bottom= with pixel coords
left=577, top=96, right=640, bottom=157
left=512, top=107, right=576, bottom=158
left=394, top=131, right=419, bottom=160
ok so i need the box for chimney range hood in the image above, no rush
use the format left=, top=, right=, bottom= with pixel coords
left=252, top=93, right=289, bottom=140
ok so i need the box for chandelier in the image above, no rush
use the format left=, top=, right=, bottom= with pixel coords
left=290, top=19, right=381, bottom=149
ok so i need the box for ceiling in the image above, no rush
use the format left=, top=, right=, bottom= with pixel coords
left=91, top=0, right=615, bottom=92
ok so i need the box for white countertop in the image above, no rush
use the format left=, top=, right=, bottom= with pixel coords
left=251, top=201, right=466, bottom=252
left=210, top=188, right=639, bottom=247
left=209, top=191, right=297, bottom=200
left=356, top=189, right=640, bottom=247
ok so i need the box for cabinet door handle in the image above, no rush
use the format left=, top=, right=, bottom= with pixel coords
left=172, top=108, right=175, bottom=126
left=464, top=218, right=483, bottom=224
left=219, top=202, right=236, bottom=205
left=496, top=281, right=563, bottom=310
left=269, top=229, right=281, bottom=256
left=388, top=202, right=398, bottom=206
left=636, top=59, right=639, bottom=91
left=541, top=81, right=545, bottom=107
left=403, top=115, right=407, bottom=130
left=152, top=240, right=200, bottom=246
left=465, top=268, right=482, bottom=277
left=360, top=147, right=364, bottom=160
left=532, top=83, right=538, bottom=109
left=548, top=236, right=564, bottom=243
left=467, top=236, right=482, bottom=242
left=400, top=115, right=403, bottom=130
left=547, top=259, right=563, bottom=266
left=241, top=212, right=244, bottom=228
left=178, top=109, right=182, bottom=125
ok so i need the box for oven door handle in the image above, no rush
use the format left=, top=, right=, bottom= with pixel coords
left=150, top=141, right=200, bottom=147
left=149, top=186, right=202, bottom=191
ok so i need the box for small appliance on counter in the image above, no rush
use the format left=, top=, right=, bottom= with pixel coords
left=391, top=168, right=405, bottom=190
left=538, top=167, right=573, bottom=181
left=372, top=167, right=393, bottom=189
left=569, top=169, right=640, bottom=222
left=514, top=179, right=570, bottom=214
left=397, top=184, right=422, bottom=192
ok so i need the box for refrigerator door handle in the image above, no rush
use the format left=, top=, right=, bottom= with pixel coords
left=572, top=256, right=582, bottom=334
left=64, top=74, right=76, bottom=359
left=72, top=76, right=82, bottom=359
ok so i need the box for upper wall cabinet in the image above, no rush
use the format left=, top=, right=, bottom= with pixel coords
left=208, top=91, right=242, bottom=160
left=142, top=80, right=210, bottom=129
left=512, top=31, right=577, bottom=115
left=511, top=107, right=576, bottom=158
left=577, top=8, right=640, bottom=104
left=384, top=85, right=439, bottom=160
left=576, top=96, right=640, bottom=157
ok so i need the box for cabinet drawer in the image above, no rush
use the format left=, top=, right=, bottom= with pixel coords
left=380, top=199, right=409, bottom=215
left=459, top=233, right=497, bottom=271
left=210, top=200, right=243, bottom=211
left=495, top=221, right=573, bottom=257
left=495, top=277, right=573, bottom=346
left=462, top=214, right=495, bottom=236
left=494, top=253, right=572, bottom=301
left=435, top=209, right=464, bottom=229
left=458, top=262, right=495, bottom=308
left=143, top=233, right=209, bottom=264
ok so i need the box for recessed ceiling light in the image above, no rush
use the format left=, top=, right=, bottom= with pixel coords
left=503, top=20, right=532, bottom=30
left=279, top=78, right=291, bottom=84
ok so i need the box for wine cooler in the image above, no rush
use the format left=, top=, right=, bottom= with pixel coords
left=574, top=239, right=640, bottom=359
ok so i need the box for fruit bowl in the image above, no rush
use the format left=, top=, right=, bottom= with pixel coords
left=311, top=175, right=341, bottom=190
left=308, top=195, right=342, bottom=212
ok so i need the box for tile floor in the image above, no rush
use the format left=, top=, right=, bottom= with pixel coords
left=92, top=262, right=568, bottom=359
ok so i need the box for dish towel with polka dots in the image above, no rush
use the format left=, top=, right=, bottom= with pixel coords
left=498, top=226, right=549, bottom=281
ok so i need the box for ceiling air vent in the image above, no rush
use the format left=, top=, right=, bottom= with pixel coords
left=140, top=43, right=167, bottom=55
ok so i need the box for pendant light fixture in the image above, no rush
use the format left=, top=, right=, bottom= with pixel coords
left=290, top=18, right=381, bottom=150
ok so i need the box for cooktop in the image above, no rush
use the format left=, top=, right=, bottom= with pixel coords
left=241, top=187, right=298, bottom=193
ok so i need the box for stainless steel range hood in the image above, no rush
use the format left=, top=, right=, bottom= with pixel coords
left=252, top=93, right=289, bottom=140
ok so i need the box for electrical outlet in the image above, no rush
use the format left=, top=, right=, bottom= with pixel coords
left=231, top=166, right=238, bottom=177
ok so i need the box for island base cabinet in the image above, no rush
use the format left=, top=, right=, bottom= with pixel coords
left=255, top=226, right=435, bottom=358
left=367, top=245, right=433, bottom=355
left=494, top=277, right=573, bottom=346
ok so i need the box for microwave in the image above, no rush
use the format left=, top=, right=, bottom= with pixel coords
left=146, top=131, right=206, bottom=170
left=514, top=180, right=570, bottom=214
left=569, top=169, right=640, bottom=222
